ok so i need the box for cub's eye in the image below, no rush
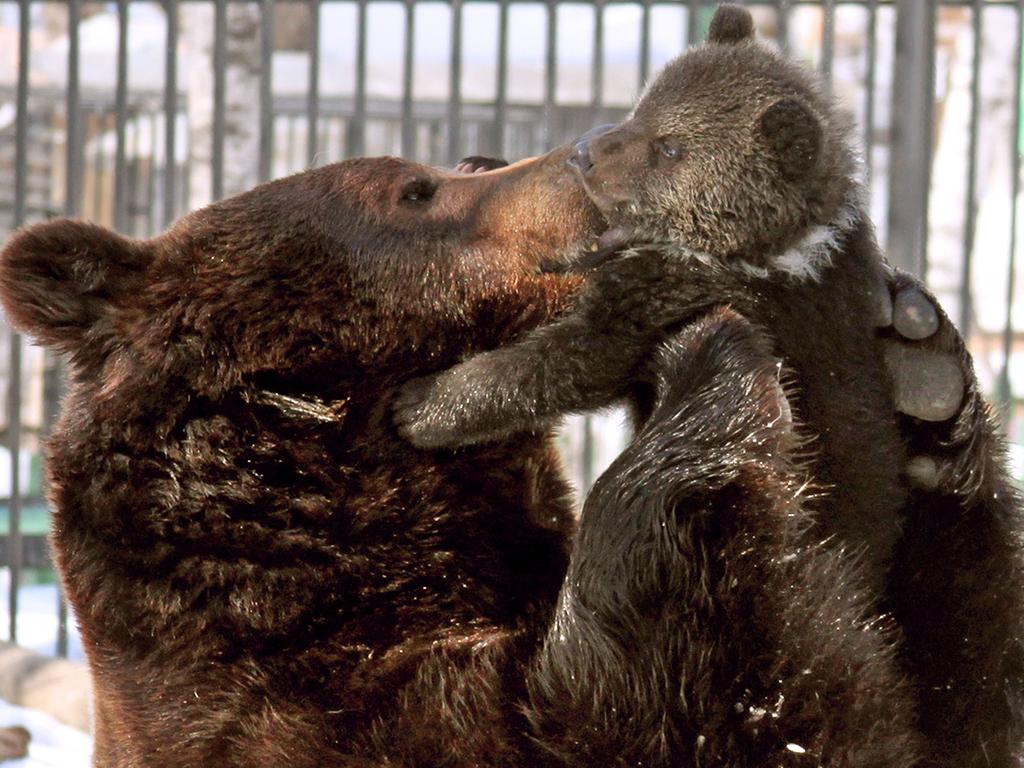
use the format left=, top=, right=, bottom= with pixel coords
left=655, top=138, right=684, bottom=161
left=399, top=179, right=437, bottom=204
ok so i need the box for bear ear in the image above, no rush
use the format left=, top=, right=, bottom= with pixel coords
left=0, top=219, right=152, bottom=355
left=757, top=97, right=823, bottom=179
left=707, top=4, right=755, bottom=45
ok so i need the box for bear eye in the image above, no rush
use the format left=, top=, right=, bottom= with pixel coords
left=655, top=138, right=684, bottom=161
left=400, top=179, right=437, bottom=204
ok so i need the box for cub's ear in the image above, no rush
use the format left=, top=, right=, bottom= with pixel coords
left=758, top=98, right=823, bottom=179
left=707, top=4, right=755, bottom=45
left=0, top=219, right=152, bottom=355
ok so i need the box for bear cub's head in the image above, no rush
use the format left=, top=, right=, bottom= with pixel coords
left=574, top=4, right=858, bottom=272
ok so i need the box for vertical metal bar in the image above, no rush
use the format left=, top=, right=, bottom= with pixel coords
left=66, top=0, right=81, bottom=219
left=447, top=0, right=463, bottom=163
left=180, top=149, right=190, bottom=215
left=148, top=113, right=160, bottom=235
left=6, top=335, right=20, bottom=645
left=56, top=585, right=68, bottom=657
left=14, top=0, right=28, bottom=229
left=307, top=0, right=321, bottom=165
left=886, top=0, right=935, bottom=276
left=999, top=3, right=1023, bottom=416
left=212, top=0, right=227, bottom=201
left=113, top=0, right=130, bottom=231
left=41, top=356, right=67, bottom=658
left=494, top=0, right=510, bottom=157
left=591, top=0, right=604, bottom=124
left=777, top=0, right=791, bottom=53
left=821, top=0, right=835, bottom=85
left=581, top=417, right=595, bottom=494
left=347, top=0, right=368, bottom=158
left=91, top=112, right=109, bottom=220
left=863, top=0, right=878, bottom=189
left=127, top=119, right=139, bottom=235
left=163, top=0, right=179, bottom=227
left=639, top=0, right=651, bottom=93
left=288, top=114, right=298, bottom=171
left=401, top=0, right=416, bottom=158
left=269, top=115, right=279, bottom=179
left=259, top=0, right=274, bottom=182
left=8, top=0, right=29, bottom=645
left=543, top=0, right=557, bottom=149
left=920, top=1, right=936, bottom=278
left=960, top=0, right=983, bottom=336
left=687, top=0, right=701, bottom=47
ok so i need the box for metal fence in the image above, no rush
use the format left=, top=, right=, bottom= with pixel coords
left=0, top=0, right=1022, bottom=659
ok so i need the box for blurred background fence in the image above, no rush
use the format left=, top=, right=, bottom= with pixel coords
left=0, top=0, right=1022, bottom=659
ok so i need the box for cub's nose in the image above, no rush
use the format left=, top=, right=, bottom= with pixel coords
left=567, top=123, right=616, bottom=175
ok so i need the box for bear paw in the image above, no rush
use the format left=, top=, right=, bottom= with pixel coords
left=393, top=374, right=464, bottom=450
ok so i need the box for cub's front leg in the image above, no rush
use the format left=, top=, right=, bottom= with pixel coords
left=394, top=250, right=721, bottom=449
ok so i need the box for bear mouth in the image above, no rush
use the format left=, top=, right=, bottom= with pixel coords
left=539, top=226, right=637, bottom=274
left=570, top=161, right=636, bottom=217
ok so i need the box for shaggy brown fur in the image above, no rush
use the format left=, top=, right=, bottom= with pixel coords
left=0, top=150, right=607, bottom=766
left=0, top=8, right=1018, bottom=761
left=396, top=5, right=1024, bottom=764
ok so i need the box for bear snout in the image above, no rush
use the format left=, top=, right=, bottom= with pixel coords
left=566, top=124, right=617, bottom=176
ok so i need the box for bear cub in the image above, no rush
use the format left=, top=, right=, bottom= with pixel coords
left=397, top=2, right=901, bottom=580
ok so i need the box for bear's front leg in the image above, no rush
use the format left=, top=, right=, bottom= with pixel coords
left=526, top=308, right=922, bottom=767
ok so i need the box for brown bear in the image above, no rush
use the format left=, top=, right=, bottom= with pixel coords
left=0, top=149, right=606, bottom=767
left=0, top=76, right=1004, bottom=768
left=395, top=5, right=1023, bottom=765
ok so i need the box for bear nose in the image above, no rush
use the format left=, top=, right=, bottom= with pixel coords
left=569, top=138, right=593, bottom=174
left=568, top=123, right=616, bottom=175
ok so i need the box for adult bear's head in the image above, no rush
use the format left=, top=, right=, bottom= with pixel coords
left=0, top=146, right=603, bottom=402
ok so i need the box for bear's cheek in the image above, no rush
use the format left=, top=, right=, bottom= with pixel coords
left=460, top=211, right=575, bottom=275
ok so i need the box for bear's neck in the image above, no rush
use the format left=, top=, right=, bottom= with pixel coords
left=736, top=189, right=865, bottom=281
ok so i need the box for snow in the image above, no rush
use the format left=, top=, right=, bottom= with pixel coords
left=0, top=700, right=91, bottom=768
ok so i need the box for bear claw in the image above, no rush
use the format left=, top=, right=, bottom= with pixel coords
left=454, top=156, right=509, bottom=174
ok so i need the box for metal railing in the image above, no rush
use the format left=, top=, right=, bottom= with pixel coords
left=0, top=0, right=1022, bottom=658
